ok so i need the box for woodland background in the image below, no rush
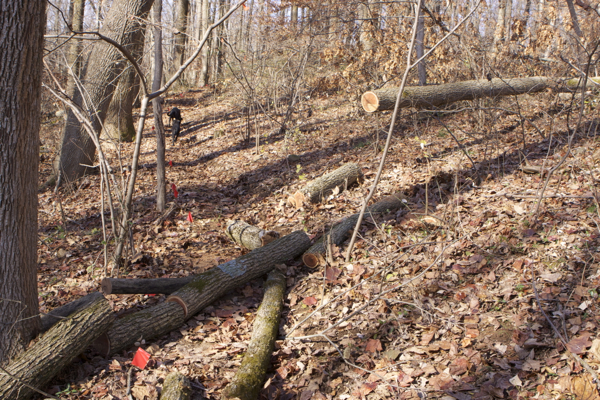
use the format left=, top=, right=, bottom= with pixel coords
left=15, top=0, right=600, bottom=398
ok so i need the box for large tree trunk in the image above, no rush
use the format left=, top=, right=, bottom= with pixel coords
left=54, top=0, right=154, bottom=184
left=0, top=0, right=46, bottom=366
left=101, top=276, right=196, bottom=295
left=65, top=0, right=85, bottom=98
left=102, top=23, right=146, bottom=143
left=40, top=292, right=105, bottom=332
left=96, top=231, right=310, bottom=356
left=361, top=76, right=600, bottom=112
left=222, top=269, right=286, bottom=400
left=0, top=296, right=114, bottom=400
left=173, top=0, right=190, bottom=87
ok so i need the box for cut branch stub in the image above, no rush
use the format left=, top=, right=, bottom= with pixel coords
left=225, top=220, right=280, bottom=250
left=288, top=163, right=364, bottom=208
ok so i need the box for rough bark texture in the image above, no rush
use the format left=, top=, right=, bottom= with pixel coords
left=222, top=269, right=286, bottom=400
left=361, top=76, right=600, bottom=112
left=198, top=0, right=210, bottom=86
left=55, top=0, right=154, bottom=183
left=288, top=163, right=364, bottom=207
left=303, top=193, right=405, bottom=268
left=40, top=292, right=105, bottom=332
left=0, top=296, right=114, bottom=400
left=0, top=0, right=46, bottom=366
left=225, top=220, right=281, bottom=250
left=103, top=21, right=146, bottom=142
left=173, top=0, right=190, bottom=86
left=99, top=231, right=310, bottom=356
left=160, top=371, right=192, bottom=400
left=101, top=276, right=195, bottom=295
left=153, top=0, right=167, bottom=211
left=65, top=0, right=85, bottom=98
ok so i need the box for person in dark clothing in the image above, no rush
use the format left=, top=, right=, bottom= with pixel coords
left=167, top=107, right=183, bottom=145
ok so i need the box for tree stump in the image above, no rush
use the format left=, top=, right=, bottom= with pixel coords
left=160, top=371, right=191, bottom=400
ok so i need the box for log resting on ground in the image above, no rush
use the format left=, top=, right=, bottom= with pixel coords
left=159, top=371, right=192, bottom=400
left=225, top=220, right=280, bottom=250
left=98, top=230, right=310, bottom=356
left=102, top=276, right=196, bottom=295
left=361, top=76, right=600, bottom=112
left=222, top=269, right=286, bottom=400
left=303, top=192, right=405, bottom=268
left=288, top=163, right=363, bottom=207
left=0, top=296, right=114, bottom=400
left=40, top=291, right=105, bottom=332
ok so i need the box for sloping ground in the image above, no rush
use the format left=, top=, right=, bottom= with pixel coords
left=37, top=86, right=600, bottom=399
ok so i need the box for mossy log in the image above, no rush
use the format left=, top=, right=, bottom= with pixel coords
left=303, top=192, right=405, bottom=268
left=96, top=230, right=310, bottom=356
left=288, top=163, right=364, bottom=208
left=361, top=76, right=600, bottom=112
left=40, top=291, right=105, bottom=332
left=0, top=296, right=114, bottom=400
left=225, top=220, right=280, bottom=250
left=159, top=371, right=192, bottom=400
left=222, top=269, right=286, bottom=400
left=101, top=276, right=195, bottom=295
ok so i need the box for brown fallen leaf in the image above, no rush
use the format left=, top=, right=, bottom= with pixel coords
left=571, top=374, right=600, bottom=400
left=566, top=332, right=592, bottom=354
left=365, top=338, right=383, bottom=353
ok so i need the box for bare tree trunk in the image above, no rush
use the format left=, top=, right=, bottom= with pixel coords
left=173, top=0, right=190, bottom=86
left=65, top=0, right=85, bottom=97
left=153, top=0, right=166, bottom=212
left=291, top=5, right=298, bottom=28
left=492, top=0, right=507, bottom=52
left=566, top=0, right=584, bottom=37
left=54, top=0, right=154, bottom=184
left=0, top=0, right=46, bottom=367
left=198, top=0, right=210, bottom=86
left=415, top=2, right=426, bottom=86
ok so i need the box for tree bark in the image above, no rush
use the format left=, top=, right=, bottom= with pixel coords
left=40, top=292, right=105, bottom=332
left=222, top=269, right=286, bottom=400
left=97, top=230, right=310, bottom=356
left=0, top=0, right=46, bottom=366
left=173, top=0, right=190, bottom=86
left=101, top=276, right=195, bottom=295
left=55, top=0, right=154, bottom=184
left=225, top=220, right=280, bottom=250
left=0, top=296, right=114, bottom=400
left=153, top=0, right=167, bottom=212
left=65, top=0, right=85, bottom=98
left=303, top=193, right=405, bottom=268
left=288, top=163, right=364, bottom=207
left=361, top=76, right=600, bottom=112
left=160, top=371, right=192, bottom=400
left=198, top=0, right=210, bottom=86
left=103, top=23, right=146, bottom=142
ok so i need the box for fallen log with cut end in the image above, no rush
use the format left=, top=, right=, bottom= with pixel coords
left=40, top=291, right=105, bottom=332
left=303, top=192, right=405, bottom=268
left=102, top=276, right=195, bottom=295
left=0, top=295, right=114, bottom=400
left=160, top=371, right=192, bottom=400
left=97, top=230, right=311, bottom=356
left=288, top=163, right=364, bottom=208
left=361, top=76, right=600, bottom=112
left=225, top=220, right=280, bottom=250
left=222, top=269, right=286, bottom=400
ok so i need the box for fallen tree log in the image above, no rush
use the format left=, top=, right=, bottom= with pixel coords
left=0, top=295, right=114, bottom=400
left=361, top=76, right=600, bottom=112
left=160, top=371, right=192, bottom=400
left=225, top=220, right=280, bottom=250
left=96, top=230, right=310, bottom=356
left=288, top=163, right=364, bottom=208
left=222, top=269, right=286, bottom=400
left=40, top=291, right=105, bottom=332
left=303, top=192, right=405, bottom=268
left=102, top=276, right=195, bottom=295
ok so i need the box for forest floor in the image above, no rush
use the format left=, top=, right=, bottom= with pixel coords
left=37, top=85, right=600, bottom=400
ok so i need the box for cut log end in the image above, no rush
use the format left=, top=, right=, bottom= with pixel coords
left=302, top=253, right=323, bottom=269
left=361, top=91, right=379, bottom=113
left=166, top=295, right=188, bottom=318
left=101, top=278, right=112, bottom=295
